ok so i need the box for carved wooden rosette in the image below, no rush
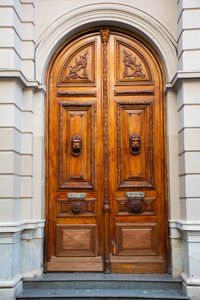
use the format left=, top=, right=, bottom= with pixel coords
left=101, top=29, right=111, bottom=273
left=69, top=199, right=87, bottom=215
left=57, top=197, right=96, bottom=217
left=126, top=198, right=145, bottom=214
left=125, top=192, right=145, bottom=215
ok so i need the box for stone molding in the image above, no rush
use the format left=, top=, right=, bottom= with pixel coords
left=169, top=220, right=200, bottom=243
left=0, top=70, right=46, bottom=92
left=169, top=219, right=200, bottom=287
left=0, top=219, right=45, bottom=234
left=166, top=71, right=200, bottom=90
left=0, top=274, right=22, bottom=289
left=0, top=219, right=45, bottom=292
left=175, top=220, right=200, bottom=232
left=168, top=220, right=182, bottom=239
left=181, top=272, right=200, bottom=286
left=35, top=2, right=177, bottom=83
left=169, top=219, right=200, bottom=234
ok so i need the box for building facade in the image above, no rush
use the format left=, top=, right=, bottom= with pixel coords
left=0, top=0, right=200, bottom=299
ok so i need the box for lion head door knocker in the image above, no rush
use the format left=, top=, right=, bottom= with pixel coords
left=125, top=192, right=145, bottom=215
left=71, top=135, right=82, bottom=157
left=129, top=133, right=141, bottom=156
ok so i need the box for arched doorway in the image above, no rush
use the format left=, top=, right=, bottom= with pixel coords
left=45, top=28, right=168, bottom=273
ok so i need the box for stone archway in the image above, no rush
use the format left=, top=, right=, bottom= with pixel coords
left=35, top=3, right=178, bottom=275
left=35, top=3, right=177, bottom=84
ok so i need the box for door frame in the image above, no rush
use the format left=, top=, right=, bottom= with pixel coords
left=44, top=27, right=169, bottom=272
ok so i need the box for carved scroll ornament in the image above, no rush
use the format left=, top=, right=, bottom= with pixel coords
left=129, top=133, right=141, bottom=156
left=71, top=135, right=82, bottom=157
left=123, top=50, right=145, bottom=78
left=66, top=50, right=89, bottom=80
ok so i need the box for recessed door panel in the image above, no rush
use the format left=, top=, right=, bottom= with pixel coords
left=116, top=100, right=154, bottom=188
left=59, top=42, right=96, bottom=85
left=116, top=42, right=151, bottom=83
left=56, top=224, right=97, bottom=256
left=59, top=102, right=96, bottom=189
left=116, top=223, right=157, bottom=256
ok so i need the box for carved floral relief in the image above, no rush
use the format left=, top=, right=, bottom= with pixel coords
left=59, top=43, right=95, bottom=84
left=117, top=42, right=151, bottom=83
left=66, top=51, right=89, bottom=80
left=123, top=50, right=145, bottom=78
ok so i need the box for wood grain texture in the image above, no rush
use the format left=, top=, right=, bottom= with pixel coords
left=116, top=223, right=157, bottom=255
left=59, top=42, right=95, bottom=85
left=115, top=197, right=156, bottom=216
left=116, top=41, right=152, bottom=84
left=114, top=89, right=154, bottom=96
left=101, top=29, right=111, bottom=273
left=109, top=31, right=166, bottom=273
left=116, top=100, right=154, bottom=188
left=45, top=29, right=167, bottom=273
left=58, top=101, right=96, bottom=189
left=56, top=224, right=97, bottom=256
left=57, top=90, right=97, bottom=97
left=47, top=256, right=103, bottom=272
left=56, top=198, right=96, bottom=217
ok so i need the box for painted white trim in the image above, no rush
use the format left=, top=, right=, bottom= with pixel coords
left=169, top=219, right=200, bottom=231
left=0, top=274, right=22, bottom=288
left=35, top=2, right=177, bottom=83
left=0, top=219, right=45, bottom=234
left=0, top=269, right=43, bottom=288
left=0, top=70, right=46, bottom=91
left=21, top=269, right=43, bottom=279
left=166, top=71, right=200, bottom=89
left=181, top=273, right=200, bottom=286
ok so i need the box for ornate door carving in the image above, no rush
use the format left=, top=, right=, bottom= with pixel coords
left=46, top=29, right=167, bottom=273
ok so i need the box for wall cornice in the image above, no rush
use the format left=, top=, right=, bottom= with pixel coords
left=0, top=70, right=46, bottom=92
left=169, top=219, right=200, bottom=232
left=166, top=71, right=200, bottom=90
left=0, top=219, right=45, bottom=234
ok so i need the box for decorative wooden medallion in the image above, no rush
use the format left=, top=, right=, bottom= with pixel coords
left=57, top=198, right=96, bottom=217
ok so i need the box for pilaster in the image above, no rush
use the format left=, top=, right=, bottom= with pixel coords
left=0, top=1, right=44, bottom=299
left=175, top=1, right=200, bottom=299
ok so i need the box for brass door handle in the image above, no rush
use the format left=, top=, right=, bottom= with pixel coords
left=129, top=133, right=141, bottom=155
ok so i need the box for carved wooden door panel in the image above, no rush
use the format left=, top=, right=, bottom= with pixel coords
left=107, top=32, right=167, bottom=273
left=46, top=30, right=167, bottom=273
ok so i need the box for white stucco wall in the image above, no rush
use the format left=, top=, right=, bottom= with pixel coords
left=0, top=0, right=200, bottom=299
left=35, top=0, right=177, bottom=41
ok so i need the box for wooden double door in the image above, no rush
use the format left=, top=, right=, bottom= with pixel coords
left=46, top=29, right=167, bottom=273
